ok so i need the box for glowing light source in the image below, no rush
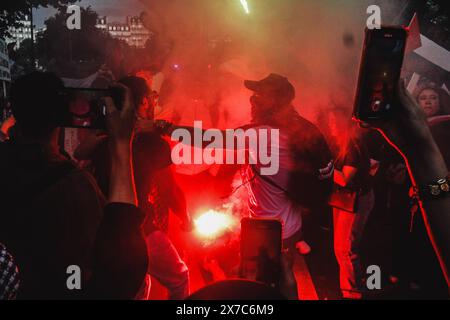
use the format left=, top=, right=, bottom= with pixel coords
left=239, top=0, right=250, bottom=14
left=194, top=210, right=235, bottom=238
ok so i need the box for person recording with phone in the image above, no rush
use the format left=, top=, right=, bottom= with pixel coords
left=75, top=75, right=191, bottom=300
left=352, top=25, right=449, bottom=294
left=383, top=85, right=450, bottom=295
left=363, top=81, right=450, bottom=291
left=0, top=72, right=149, bottom=299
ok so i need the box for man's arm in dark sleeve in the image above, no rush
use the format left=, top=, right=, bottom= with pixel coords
left=87, top=203, right=148, bottom=299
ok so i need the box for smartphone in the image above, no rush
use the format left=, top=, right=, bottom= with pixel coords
left=58, top=88, right=110, bottom=129
left=239, top=218, right=282, bottom=288
left=353, top=27, right=408, bottom=121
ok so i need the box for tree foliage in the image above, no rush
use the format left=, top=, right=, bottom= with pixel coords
left=0, top=0, right=79, bottom=38
left=9, top=6, right=126, bottom=78
left=37, top=6, right=113, bottom=65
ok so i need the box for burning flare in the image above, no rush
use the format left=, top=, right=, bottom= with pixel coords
left=194, top=210, right=236, bottom=238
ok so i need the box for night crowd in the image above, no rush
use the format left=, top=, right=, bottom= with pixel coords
left=0, top=58, right=449, bottom=300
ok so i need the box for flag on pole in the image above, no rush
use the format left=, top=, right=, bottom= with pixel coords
left=405, top=13, right=422, bottom=54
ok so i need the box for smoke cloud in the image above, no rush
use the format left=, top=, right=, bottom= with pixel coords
left=138, top=0, right=408, bottom=130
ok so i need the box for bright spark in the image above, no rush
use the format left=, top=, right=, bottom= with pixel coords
left=240, top=0, right=250, bottom=14
left=194, top=210, right=235, bottom=238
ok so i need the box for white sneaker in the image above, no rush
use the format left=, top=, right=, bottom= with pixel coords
left=296, top=240, right=311, bottom=255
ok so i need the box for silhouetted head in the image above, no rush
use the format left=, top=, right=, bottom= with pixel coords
left=119, top=75, right=154, bottom=120
left=10, top=72, right=65, bottom=140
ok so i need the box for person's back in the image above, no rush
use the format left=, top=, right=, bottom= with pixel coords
left=0, top=72, right=105, bottom=299
left=0, top=140, right=105, bottom=299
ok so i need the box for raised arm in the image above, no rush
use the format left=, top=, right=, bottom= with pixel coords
left=367, top=81, right=450, bottom=287
left=104, top=84, right=137, bottom=205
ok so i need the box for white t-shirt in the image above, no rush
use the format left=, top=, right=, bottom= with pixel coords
left=241, top=125, right=302, bottom=239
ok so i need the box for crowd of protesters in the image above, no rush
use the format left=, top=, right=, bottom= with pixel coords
left=0, top=63, right=449, bottom=299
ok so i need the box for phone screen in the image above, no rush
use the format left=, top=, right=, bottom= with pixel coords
left=59, top=88, right=110, bottom=129
left=239, top=218, right=282, bottom=288
left=354, top=27, right=408, bottom=121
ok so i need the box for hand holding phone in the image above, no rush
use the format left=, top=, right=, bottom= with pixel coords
left=59, top=87, right=126, bottom=130
left=369, top=80, right=433, bottom=158
left=353, top=26, right=408, bottom=122
left=104, top=83, right=136, bottom=146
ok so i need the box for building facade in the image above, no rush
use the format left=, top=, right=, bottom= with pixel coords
left=96, top=16, right=151, bottom=48
left=7, top=15, right=40, bottom=50
left=0, top=39, right=11, bottom=119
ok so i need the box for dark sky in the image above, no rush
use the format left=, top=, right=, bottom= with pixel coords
left=35, top=0, right=147, bottom=28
